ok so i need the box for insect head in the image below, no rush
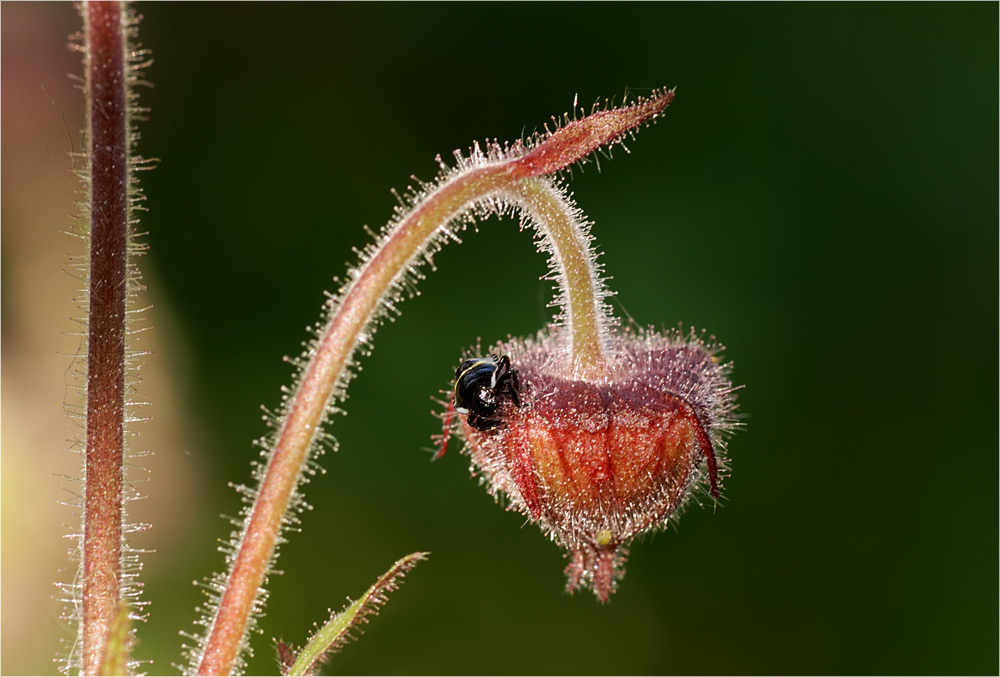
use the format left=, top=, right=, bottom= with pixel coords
left=454, top=354, right=521, bottom=431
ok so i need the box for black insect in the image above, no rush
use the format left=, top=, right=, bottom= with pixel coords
left=454, top=354, right=521, bottom=431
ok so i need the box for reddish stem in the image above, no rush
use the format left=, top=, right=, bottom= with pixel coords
left=82, top=2, right=128, bottom=673
left=196, top=89, right=674, bottom=675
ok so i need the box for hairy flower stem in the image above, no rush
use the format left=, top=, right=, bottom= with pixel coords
left=196, top=90, right=674, bottom=675
left=508, top=178, right=609, bottom=380
left=82, top=2, right=129, bottom=673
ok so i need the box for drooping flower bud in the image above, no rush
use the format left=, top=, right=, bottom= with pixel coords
left=450, top=326, right=739, bottom=602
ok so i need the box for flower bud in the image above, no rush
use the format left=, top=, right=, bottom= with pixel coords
left=453, top=327, right=738, bottom=602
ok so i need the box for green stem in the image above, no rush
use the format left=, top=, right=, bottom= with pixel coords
left=507, top=177, right=611, bottom=380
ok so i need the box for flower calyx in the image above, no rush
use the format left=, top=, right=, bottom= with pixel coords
left=443, top=327, right=738, bottom=602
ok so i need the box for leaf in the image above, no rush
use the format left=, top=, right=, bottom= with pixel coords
left=284, top=552, right=429, bottom=676
left=98, top=602, right=131, bottom=676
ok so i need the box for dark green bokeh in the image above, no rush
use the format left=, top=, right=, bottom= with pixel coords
left=46, top=3, right=1000, bottom=674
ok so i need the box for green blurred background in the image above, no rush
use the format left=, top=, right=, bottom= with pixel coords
left=2, top=2, right=997, bottom=675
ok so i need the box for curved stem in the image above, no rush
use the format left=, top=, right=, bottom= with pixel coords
left=507, top=177, right=611, bottom=380
left=195, top=90, right=674, bottom=675
left=197, top=165, right=509, bottom=675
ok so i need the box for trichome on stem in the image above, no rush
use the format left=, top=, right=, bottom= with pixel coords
left=189, top=90, right=687, bottom=675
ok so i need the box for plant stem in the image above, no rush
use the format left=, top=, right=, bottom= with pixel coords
left=198, top=176, right=605, bottom=674
left=81, top=1, right=129, bottom=674
left=196, top=90, right=674, bottom=674
left=507, top=177, right=611, bottom=380
left=196, top=166, right=525, bottom=675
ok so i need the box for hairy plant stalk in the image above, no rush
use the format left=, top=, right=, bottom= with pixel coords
left=506, top=177, right=610, bottom=380
left=81, top=3, right=129, bottom=673
left=66, top=2, right=151, bottom=673
left=193, top=90, right=674, bottom=675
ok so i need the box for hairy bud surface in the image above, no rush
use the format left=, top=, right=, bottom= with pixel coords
left=455, top=328, right=739, bottom=601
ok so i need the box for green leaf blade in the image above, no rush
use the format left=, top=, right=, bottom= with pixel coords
left=285, top=552, right=429, bottom=676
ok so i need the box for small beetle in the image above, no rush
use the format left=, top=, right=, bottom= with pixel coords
left=454, top=354, right=521, bottom=431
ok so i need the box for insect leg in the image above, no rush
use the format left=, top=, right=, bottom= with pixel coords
left=432, top=399, right=456, bottom=461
